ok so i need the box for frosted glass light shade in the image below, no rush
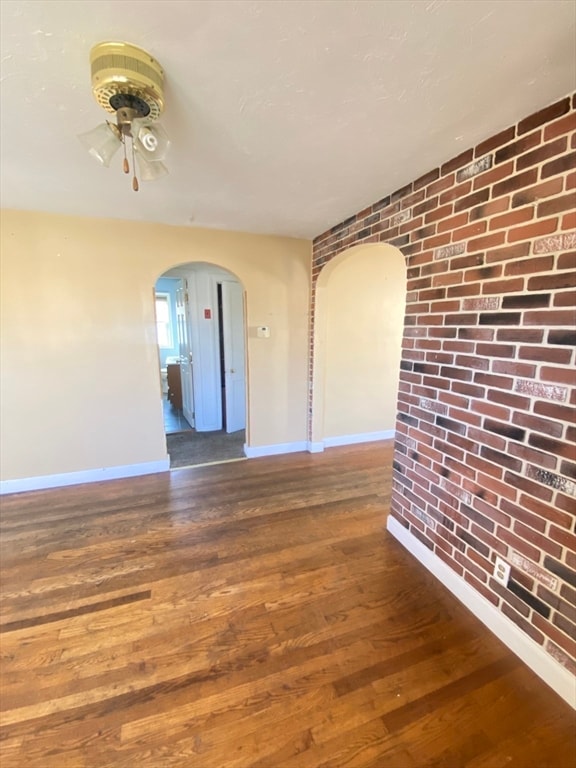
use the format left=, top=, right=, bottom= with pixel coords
left=78, top=123, right=121, bottom=167
left=132, top=117, right=170, bottom=161
left=135, top=153, right=169, bottom=181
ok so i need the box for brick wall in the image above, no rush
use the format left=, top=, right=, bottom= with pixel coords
left=311, top=94, right=576, bottom=675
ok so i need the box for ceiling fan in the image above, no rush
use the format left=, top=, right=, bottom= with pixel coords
left=79, top=41, right=170, bottom=191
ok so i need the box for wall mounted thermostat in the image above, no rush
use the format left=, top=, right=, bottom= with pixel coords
left=257, top=326, right=270, bottom=338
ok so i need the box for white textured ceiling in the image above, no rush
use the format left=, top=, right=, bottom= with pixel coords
left=1, top=0, right=575, bottom=239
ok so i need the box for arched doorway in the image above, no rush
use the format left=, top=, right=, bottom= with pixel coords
left=154, top=261, right=248, bottom=468
left=311, top=243, right=406, bottom=449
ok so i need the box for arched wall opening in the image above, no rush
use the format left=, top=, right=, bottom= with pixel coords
left=311, top=242, right=407, bottom=449
left=152, top=260, right=248, bottom=465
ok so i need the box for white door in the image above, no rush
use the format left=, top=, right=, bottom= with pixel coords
left=221, top=281, right=246, bottom=433
left=176, top=280, right=195, bottom=427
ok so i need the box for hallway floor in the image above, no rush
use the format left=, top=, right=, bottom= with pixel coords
left=162, top=396, right=246, bottom=468
left=162, top=398, right=193, bottom=434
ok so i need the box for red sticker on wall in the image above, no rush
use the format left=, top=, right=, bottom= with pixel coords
left=204, top=308, right=211, bottom=319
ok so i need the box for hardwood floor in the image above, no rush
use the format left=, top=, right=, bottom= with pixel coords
left=1, top=442, right=574, bottom=768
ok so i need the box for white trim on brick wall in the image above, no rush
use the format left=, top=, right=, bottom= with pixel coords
left=0, top=459, right=170, bottom=495
left=387, top=515, right=576, bottom=709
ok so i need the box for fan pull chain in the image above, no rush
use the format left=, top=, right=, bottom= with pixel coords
left=131, top=136, right=139, bottom=191
left=122, top=135, right=129, bottom=174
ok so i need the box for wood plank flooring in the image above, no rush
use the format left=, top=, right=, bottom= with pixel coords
left=1, top=442, right=574, bottom=767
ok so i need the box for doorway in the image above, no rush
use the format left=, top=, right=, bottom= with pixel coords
left=154, top=262, right=247, bottom=468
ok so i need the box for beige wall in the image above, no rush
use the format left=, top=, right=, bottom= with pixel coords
left=313, top=244, right=406, bottom=441
left=0, top=210, right=310, bottom=481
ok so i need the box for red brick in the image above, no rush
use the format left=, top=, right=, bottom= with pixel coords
left=427, top=175, right=455, bottom=198
left=458, top=554, right=489, bottom=584
left=488, top=388, right=531, bottom=410
left=450, top=222, right=487, bottom=242
left=437, top=212, right=469, bottom=233
left=482, top=278, right=525, bottom=295
left=436, top=547, right=465, bottom=576
left=521, top=497, right=573, bottom=534
left=471, top=400, right=510, bottom=421
left=533, top=614, right=576, bottom=658
left=541, top=152, right=576, bottom=180
left=544, top=112, right=576, bottom=141
left=493, top=360, right=536, bottom=377
left=442, top=150, right=474, bottom=176
left=512, top=178, right=564, bottom=208
left=495, top=131, right=541, bottom=163
left=527, top=271, right=576, bottom=291
left=440, top=181, right=472, bottom=204
left=486, top=242, right=531, bottom=264
left=524, top=309, right=576, bottom=326
left=451, top=253, right=484, bottom=271
left=517, top=97, right=571, bottom=135
left=513, top=412, right=563, bottom=438
left=493, top=169, right=538, bottom=199
left=400, top=217, right=424, bottom=235
left=496, top=527, right=542, bottom=561
left=513, top=521, right=562, bottom=558
left=562, top=211, right=576, bottom=230
left=517, top=137, right=568, bottom=172
left=519, top=345, right=572, bottom=364
left=412, top=197, right=439, bottom=216
left=540, top=365, right=576, bottom=385
left=507, top=218, right=559, bottom=243
left=497, top=328, right=544, bottom=343
left=472, top=161, right=515, bottom=191
left=454, top=188, right=490, bottom=213
left=465, top=264, right=502, bottom=282
left=550, top=525, right=576, bottom=550
left=467, top=232, right=507, bottom=253
left=554, top=290, right=576, bottom=306
left=414, top=167, right=440, bottom=191
left=447, top=282, right=482, bottom=298
left=469, top=197, right=510, bottom=222
left=556, top=251, right=576, bottom=269
left=425, top=204, right=454, bottom=224
left=489, top=207, right=534, bottom=231
left=475, top=127, right=516, bottom=157
left=502, top=603, right=545, bottom=644
left=504, top=255, right=553, bottom=276
left=533, top=401, right=575, bottom=423
left=538, top=193, right=576, bottom=218
left=508, top=442, right=557, bottom=471
left=401, top=189, right=426, bottom=209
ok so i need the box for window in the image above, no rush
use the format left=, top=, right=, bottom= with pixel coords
left=155, top=293, right=173, bottom=348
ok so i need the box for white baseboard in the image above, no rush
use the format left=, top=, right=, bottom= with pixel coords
left=323, top=429, right=395, bottom=448
left=307, top=441, right=325, bottom=453
left=0, top=459, right=170, bottom=495
left=243, top=441, right=308, bottom=458
left=386, top=515, right=576, bottom=709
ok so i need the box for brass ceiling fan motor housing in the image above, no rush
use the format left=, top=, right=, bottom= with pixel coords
left=90, top=41, right=165, bottom=122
